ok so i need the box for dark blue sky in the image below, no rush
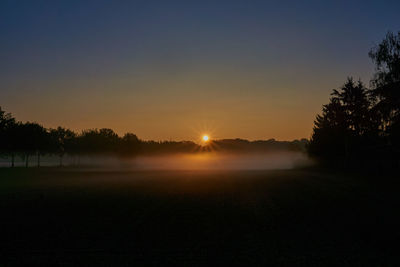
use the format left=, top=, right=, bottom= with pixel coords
left=1, top=0, right=399, bottom=140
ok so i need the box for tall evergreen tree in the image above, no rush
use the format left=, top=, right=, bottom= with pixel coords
left=308, top=78, right=373, bottom=164
left=332, top=78, right=372, bottom=136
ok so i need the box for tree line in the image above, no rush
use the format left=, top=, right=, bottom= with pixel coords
left=308, top=31, right=400, bottom=169
left=0, top=115, right=142, bottom=167
left=0, top=109, right=307, bottom=167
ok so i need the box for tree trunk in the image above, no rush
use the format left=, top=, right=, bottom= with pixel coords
left=59, top=155, right=63, bottom=167
left=11, top=153, right=15, bottom=168
left=37, top=152, right=40, bottom=167
left=25, top=154, right=29, bottom=168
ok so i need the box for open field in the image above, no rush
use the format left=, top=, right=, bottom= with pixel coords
left=0, top=168, right=399, bottom=266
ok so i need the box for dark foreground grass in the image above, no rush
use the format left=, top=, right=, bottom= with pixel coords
left=0, top=168, right=399, bottom=266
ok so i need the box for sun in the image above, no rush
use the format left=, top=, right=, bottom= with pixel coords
left=202, top=135, right=209, bottom=142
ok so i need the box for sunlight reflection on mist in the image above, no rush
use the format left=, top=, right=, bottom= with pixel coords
left=128, top=152, right=312, bottom=170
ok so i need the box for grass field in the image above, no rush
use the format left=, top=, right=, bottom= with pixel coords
left=0, top=168, right=399, bottom=266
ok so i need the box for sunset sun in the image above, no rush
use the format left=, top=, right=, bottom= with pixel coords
left=202, top=135, right=209, bottom=142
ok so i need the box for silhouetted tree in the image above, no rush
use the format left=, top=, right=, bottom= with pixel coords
left=0, top=107, right=17, bottom=167
left=309, top=31, right=400, bottom=169
left=308, top=96, right=349, bottom=162
left=369, top=31, right=400, bottom=146
left=79, top=128, right=120, bottom=155
left=332, top=78, right=371, bottom=135
left=49, top=127, right=76, bottom=166
left=19, top=122, right=49, bottom=167
left=308, top=78, right=375, bottom=166
left=119, top=133, right=141, bottom=157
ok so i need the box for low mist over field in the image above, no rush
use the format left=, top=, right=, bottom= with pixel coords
left=133, top=152, right=311, bottom=170
left=0, top=151, right=311, bottom=170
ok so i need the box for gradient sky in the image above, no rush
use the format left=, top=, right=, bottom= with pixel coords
left=1, top=0, right=400, bottom=141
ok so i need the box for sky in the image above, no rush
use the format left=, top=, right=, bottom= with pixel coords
left=1, top=0, right=400, bottom=141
